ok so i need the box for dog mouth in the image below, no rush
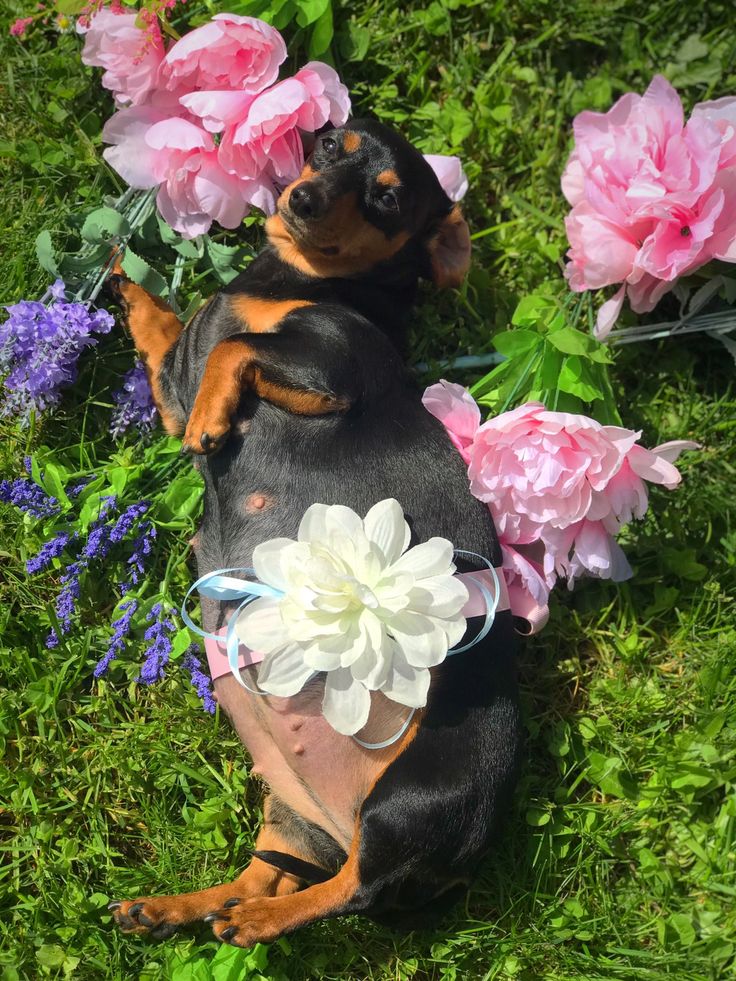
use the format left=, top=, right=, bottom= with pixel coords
left=279, top=209, right=341, bottom=256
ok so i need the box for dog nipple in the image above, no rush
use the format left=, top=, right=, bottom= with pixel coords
left=292, top=743, right=305, bottom=756
left=244, top=492, right=275, bottom=515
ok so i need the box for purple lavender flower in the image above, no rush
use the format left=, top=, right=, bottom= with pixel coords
left=44, top=496, right=122, bottom=646
left=0, top=477, right=58, bottom=517
left=47, top=559, right=84, bottom=645
left=94, top=599, right=138, bottom=678
left=0, top=280, right=114, bottom=423
left=138, top=602, right=175, bottom=684
left=111, top=360, right=157, bottom=438
left=182, top=648, right=216, bottom=714
left=26, top=531, right=72, bottom=574
left=125, top=520, right=156, bottom=588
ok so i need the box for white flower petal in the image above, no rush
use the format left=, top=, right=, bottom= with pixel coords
left=322, top=668, right=372, bottom=735
left=391, top=537, right=456, bottom=578
left=389, top=611, right=450, bottom=668
left=444, top=615, right=468, bottom=649
left=380, top=645, right=431, bottom=708
left=250, top=538, right=295, bottom=591
left=302, top=637, right=344, bottom=671
left=406, top=575, right=468, bottom=617
left=364, top=498, right=411, bottom=564
left=349, top=644, right=391, bottom=689
left=256, top=643, right=315, bottom=697
left=324, top=504, right=365, bottom=540
left=235, top=597, right=290, bottom=655
left=297, top=503, right=330, bottom=543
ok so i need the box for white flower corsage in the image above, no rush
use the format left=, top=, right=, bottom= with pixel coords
left=234, top=498, right=469, bottom=736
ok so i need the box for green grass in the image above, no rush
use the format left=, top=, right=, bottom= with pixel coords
left=1, top=1, right=736, bottom=979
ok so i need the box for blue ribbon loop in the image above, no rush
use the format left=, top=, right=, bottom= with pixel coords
left=181, top=551, right=500, bottom=749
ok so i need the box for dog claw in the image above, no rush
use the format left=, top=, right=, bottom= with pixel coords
left=203, top=911, right=228, bottom=924
left=223, top=898, right=240, bottom=909
left=220, top=926, right=237, bottom=942
left=129, top=902, right=144, bottom=918
left=107, top=901, right=121, bottom=912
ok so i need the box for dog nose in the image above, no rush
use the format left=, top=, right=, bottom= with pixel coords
left=289, top=183, right=324, bottom=220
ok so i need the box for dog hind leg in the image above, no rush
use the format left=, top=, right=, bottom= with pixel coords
left=109, top=796, right=334, bottom=939
left=109, top=267, right=184, bottom=434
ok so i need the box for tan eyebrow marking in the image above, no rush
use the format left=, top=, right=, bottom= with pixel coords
left=376, top=169, right=400, bottom=187
left=343, top=132, right=361, bottom=153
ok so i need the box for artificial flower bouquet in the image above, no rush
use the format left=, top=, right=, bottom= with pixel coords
left=2, top=2, right=704, bottom=717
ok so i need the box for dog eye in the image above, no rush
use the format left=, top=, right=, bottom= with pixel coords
left=378, top=190, right=399, bottom=211
left=321, top=137, right=337, bottom=154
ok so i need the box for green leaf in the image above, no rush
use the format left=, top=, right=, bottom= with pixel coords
left=36, top=945, right=65, bottom=968
left=206, top=239, right=246, bottom=285
left=340, top=21, right=371, bottom=61
left=670, top=764, right=715, bottom=792
left=661, top=547, right=707, bottom=581
left=547, top=325, right=595, bottom=356
left=307, top=4, right=334, bottom=57
left=81, top=206, right=130, bottom=244
left=511, top=293, right=557, bottom=328
left=41, top=462, right=70, bottom=508
left=121, top=248, right=168, bottom=297
left=180, top=292, right=204, bottom=324
left=557, top=356, right=604, bottom=402
left=36, top=230, right=60, bottom=278
left=492, top=329, right=541, bottom=358
left=295, top=0, right=330, bottom=27
left=156, top=215, right=180, bottom=246
left=170, top=629, right=193, bottom=662
left=161, top=474, right=204, bottom=522
left=536, top=343, right=564, bottom=393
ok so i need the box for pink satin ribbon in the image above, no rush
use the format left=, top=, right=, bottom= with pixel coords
left=205, top=567, right=511, bottom=682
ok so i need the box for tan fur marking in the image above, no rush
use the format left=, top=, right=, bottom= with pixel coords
left=113, top=269, right=184, bottom=434
left=376, top=169, right=400, bottom=187
left=343, top=131, right=361, bottom=153
left=182, top=338, right=348, bottom=453
left=266, top=206, right=410, bottom=280
left=111, top=797, right=311, bottom=934
left=229, top=295, right=314, bottom=333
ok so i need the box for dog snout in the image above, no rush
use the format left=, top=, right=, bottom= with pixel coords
left=289, top=183, right=326, bottom=221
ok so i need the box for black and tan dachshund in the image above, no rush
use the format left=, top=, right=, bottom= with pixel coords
left=108, top=119, right=521, bottom=947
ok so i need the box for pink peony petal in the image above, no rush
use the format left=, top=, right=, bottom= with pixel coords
left=423, top=154, right=469, bottom=202
left=179, top=91, right=255, bottom=133
left=595, top=284, right=626, bottom=340
left=422, top=380, right=480, bottom=463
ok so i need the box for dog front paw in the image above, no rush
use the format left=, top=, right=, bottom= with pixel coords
left=181, top=411, right=233, bottom=456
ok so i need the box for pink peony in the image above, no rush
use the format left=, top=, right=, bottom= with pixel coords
left=422, top=382, right=698, bottom=625
left=219, top=66, right=350, bottom=189
left=102, top=111, right=255, bottom=237
left=78, top=8, right=165, bottom=108
left=159, top=13, right=286, bottom=96
left=562, top=75, right=736, bottom=338
left=98, top=12, right=351, bottom=234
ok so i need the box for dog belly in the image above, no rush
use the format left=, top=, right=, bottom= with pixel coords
left=214, top=675, right=399, bottom=851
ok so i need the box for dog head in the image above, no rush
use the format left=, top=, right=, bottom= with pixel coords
left=265, top=119, right=471, bottom=287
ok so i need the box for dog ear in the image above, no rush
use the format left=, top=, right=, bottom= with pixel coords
left=427, top=205, right=471, bottom=288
